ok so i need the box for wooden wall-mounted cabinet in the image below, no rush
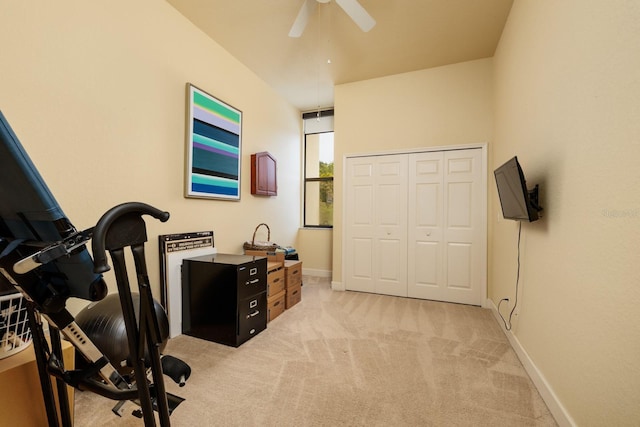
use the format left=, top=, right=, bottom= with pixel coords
left=251, top=151, right=277, bottom=196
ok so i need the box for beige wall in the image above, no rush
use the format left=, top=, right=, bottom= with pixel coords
left=332, top=58, right=494, bottom=285
left=4, top=0, right=638, bottom=422
left=296, top=228, right=333, bottom=276
left=492, top=0, right=640, bottom=424
left=0, top=1, right=301, bottom=311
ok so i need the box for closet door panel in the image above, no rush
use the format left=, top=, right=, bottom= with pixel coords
left=408, top=148, right=484, bottom=305
left=374, top=155, right=408, bottom=297
left=408, top=152, right=444, bottom=299
left=345, top=158, right=376, bottom=293
left=442, top=149, right=484, bottom=305
left=346, top=155, right=408, bottom=296
left=353, top=186, right=373, bottom=224
left=413, top=241, right=440, bottom=288
left=352, top=238, right=373, bottom=278
left=447, top=182, right=473, bottom=228
left=415, top=183, right=440, bottom=226
left=447, top=242, right=472, bottom=289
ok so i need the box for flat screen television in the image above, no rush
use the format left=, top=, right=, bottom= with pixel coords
left=494, top=156, right=541, bottom=222
left=0, top=110, right=107, bottom=303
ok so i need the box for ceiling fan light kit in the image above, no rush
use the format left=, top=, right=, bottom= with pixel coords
left=288, top=0, right=376, bottom=38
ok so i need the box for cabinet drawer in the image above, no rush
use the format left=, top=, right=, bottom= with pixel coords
left=267, top=267, right=285, bottom=298
left=238, top=292, right=267, bottom=343
left=238, top=264, right=266, bottom=299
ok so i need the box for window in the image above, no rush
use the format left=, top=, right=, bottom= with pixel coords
left=304, top=131, right=334, bottom=227
left=303, top=109, right=334, bottom=227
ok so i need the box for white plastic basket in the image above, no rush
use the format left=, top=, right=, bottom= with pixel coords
left=0, top=292, right=32, bottom=359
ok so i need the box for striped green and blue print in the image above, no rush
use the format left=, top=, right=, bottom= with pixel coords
left=188, top=86, right=241, bottom=198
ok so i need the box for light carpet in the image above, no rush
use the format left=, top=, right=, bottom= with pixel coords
left=74, top=276, right=556, bottom=426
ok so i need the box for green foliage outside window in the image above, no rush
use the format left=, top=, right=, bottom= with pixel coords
left=318, top=161, right=333, bottom=226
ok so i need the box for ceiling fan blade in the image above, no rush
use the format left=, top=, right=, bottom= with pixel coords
left=289, top=0, right=316, bottom=38
left=335, top=0, right=376, bottom=32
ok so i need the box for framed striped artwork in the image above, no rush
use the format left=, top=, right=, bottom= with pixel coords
left=185, top=84, right=242, bottom=200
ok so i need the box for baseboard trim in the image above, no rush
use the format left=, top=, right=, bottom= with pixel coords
left=331, top=281, right=345, bottom=291
left=487, top=299, right=575, bottom=427
left=302, top=268, right=331, bottom=278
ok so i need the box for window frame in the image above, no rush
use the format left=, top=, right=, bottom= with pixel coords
left=302, top=109, right=334, bottom=228
left=303, top=132, right=334, bottom=228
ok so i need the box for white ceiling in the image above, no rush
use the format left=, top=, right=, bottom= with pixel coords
left=166, top=0, right=514, bottom=112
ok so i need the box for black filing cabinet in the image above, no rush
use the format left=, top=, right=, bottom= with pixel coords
left=182, top=253, right=267, bottom=347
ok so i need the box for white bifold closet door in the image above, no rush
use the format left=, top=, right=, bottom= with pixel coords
left=344, top=154, right=408, bottom=297
left=345, top=148, right=485, bottom=305
left=407, top=149, right=484, bottom=304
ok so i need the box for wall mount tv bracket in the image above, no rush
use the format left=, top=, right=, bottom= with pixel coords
left=528, top=184, right=543, bottom=216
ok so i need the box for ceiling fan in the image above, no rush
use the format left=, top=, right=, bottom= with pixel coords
left=288, top=0, right=376, bottom=38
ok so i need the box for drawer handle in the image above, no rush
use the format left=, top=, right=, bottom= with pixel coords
left=273, top=277, right=280, bottom=283
left=274, top=300, right=281, bottom=307
left=250, top=268, right=257, bottom=275
left=246, top=310, right=260, bottom=319
left=247, top=279, right=259, bottom=285
left=292, top=269, right=299, bottom=274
